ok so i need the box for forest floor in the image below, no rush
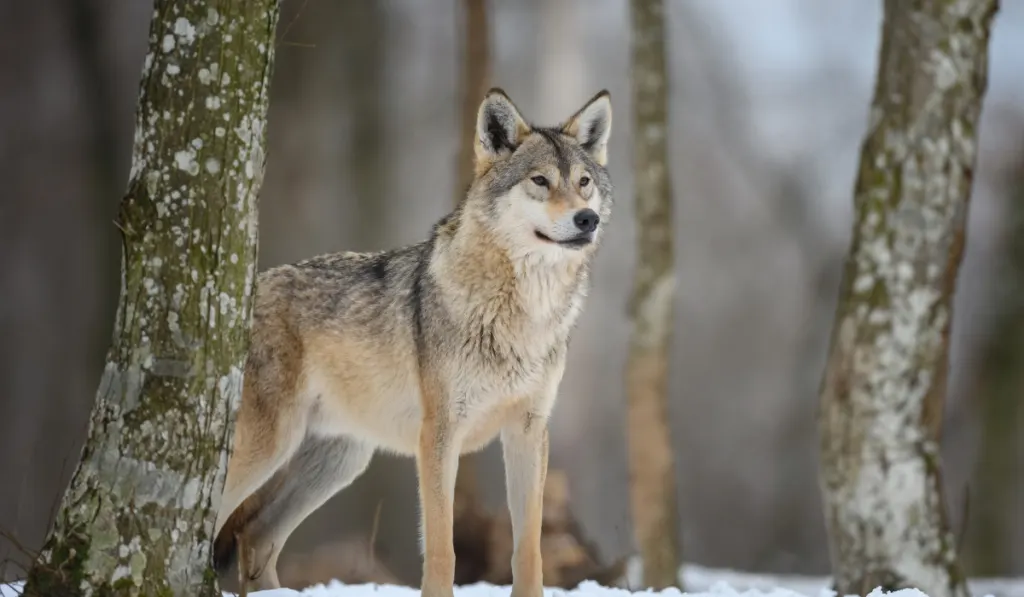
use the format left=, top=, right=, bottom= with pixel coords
left=3, top=560, right=1024, bottom=597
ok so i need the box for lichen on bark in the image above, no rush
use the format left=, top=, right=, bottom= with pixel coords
left=625, top=0, right=682, bottom=589
left=817, top=2, right=999, bottom=597
left=24, top=1, right=280, bottom=595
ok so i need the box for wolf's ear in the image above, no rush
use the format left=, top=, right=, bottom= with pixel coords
left=476, top=89, right=530, bottom=166
left=562, top=90, right=613, bottom=166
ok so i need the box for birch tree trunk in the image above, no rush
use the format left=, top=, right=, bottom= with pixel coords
left=626, top=0, right=682, bottom=589
left=24, top=1, right=280, bottom=595
left=817, top=2, right=998, bottom=596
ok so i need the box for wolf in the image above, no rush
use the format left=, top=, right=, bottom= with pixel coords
left=213, top=88, right=614, bottom=597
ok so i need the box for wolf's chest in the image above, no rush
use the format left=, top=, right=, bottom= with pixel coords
left=453, top=314, right=565, bottom=398
left=440, top=270, right=585, bottom=400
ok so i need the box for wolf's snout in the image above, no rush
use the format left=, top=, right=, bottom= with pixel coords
left=573, top=208, right=600, bottom=233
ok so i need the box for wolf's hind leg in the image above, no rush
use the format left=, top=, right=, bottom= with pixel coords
left=215, top=370, right=309, bottom=535
left=229, top=434, right=374, bottom=590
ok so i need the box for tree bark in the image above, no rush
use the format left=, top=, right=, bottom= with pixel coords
left=24, top=1, right=280, bottom=595
left=455, top=0, right=490, bottom=199
left=817, top=2, right=998, bottom=596
left=626, top=0, right=682, bottom=589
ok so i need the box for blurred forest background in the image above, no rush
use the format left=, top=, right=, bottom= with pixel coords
left=2, top=0, right=1023, bottom=588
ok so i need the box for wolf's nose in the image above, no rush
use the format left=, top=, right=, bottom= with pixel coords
left=573, top=208, right=600, bottom=233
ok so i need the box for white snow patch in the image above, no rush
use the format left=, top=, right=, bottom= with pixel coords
left=5, top=563, right=1024, bottom=597
left=0, top=580, right=941, bottom=597
left=671, top=562, right=1024, bottom=597
left=161, top=34, right=175, bottom=53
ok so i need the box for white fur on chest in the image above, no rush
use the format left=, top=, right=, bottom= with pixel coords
left=447, top=268, right=583, bottom=414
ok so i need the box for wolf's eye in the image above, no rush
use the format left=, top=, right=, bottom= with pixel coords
left=579, top=176, right=591, bottom=188
left=531, top=175, right=549, bottom=188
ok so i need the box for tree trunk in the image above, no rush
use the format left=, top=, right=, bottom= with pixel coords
left=24, top=1, right=280, bottom=595
left=454, top=0, right=490, bottom=199
left=817, top=2, right=998, bottom=596
left=626, top=0, right=682, bottom=589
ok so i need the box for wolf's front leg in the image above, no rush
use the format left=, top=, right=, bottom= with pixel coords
left=501, top=413, right=550, bottom=597
left=416, top=408, right=459, bottom=597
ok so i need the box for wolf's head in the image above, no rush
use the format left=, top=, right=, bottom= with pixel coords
left=464, top=89, right=613, bottom=262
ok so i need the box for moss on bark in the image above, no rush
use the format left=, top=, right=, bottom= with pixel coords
left=817, top=2, right=999, bottom=597
left=23, top=1, right=280, bottom=595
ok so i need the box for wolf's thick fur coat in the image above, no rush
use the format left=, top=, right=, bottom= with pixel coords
left=213, top=88, right=614, bottom=597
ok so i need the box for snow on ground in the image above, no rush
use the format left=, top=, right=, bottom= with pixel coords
left=3, top=560, right=1023, bottom=597
left=667, top=562, right=1024, bottom=597
left=4, top=566, right=1024, bottom=597
left=0, top=579, right=920, bottom=597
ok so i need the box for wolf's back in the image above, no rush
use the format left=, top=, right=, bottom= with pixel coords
left=251, top=241, right=432, bottom=337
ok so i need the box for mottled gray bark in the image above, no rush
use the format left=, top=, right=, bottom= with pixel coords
left=24, top=1, right=279, bottom=595
left=817, top=1, right=998, bottom=596
left=625, top=0, right=682, bottom=589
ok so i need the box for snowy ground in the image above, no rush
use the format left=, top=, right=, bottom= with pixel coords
left=3, top=562, right=1024, bottom=597
left=669, top=562, right=1024, bottom=597
left=0, top=579, right=914, bottom=597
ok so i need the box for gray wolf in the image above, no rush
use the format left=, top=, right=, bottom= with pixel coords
left=213, top=88, right=614, bottom=597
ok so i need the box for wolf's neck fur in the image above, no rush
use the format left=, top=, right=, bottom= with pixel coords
left=430, top=205, right=591, bottom=326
